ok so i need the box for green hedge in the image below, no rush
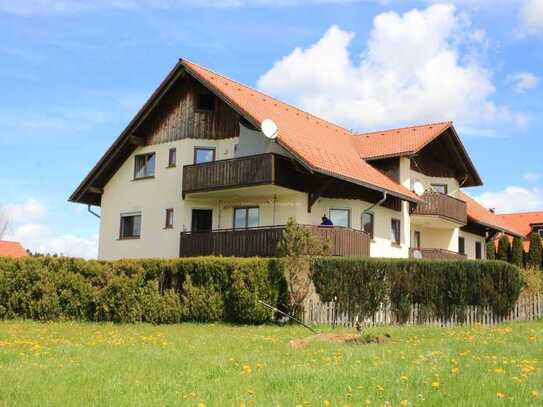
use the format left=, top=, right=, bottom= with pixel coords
left=312, top=258, right=523, bottom=323
left=0, top=256, right=523, bottom=325
left=0, top=257, right=285, bottom=324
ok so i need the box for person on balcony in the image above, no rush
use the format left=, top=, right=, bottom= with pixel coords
left=320, top=215, right=333, bottom=227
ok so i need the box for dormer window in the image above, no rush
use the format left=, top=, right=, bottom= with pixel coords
left=196, top=93, right=216, bottom=112
left=134, top=153, right=155, bottom=179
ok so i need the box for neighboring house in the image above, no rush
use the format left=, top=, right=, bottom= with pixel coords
left=496, top=211, right=543, bottom=252
left=69, top=59, right=522, bottom=261
left=0, top=241, right=27, bottom=258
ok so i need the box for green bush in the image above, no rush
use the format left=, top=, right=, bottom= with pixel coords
left=0, top=256, right=523, bottom=325
left=312, top=258, right=522, bottom=323
left=181, top=276, right=224, bottom=323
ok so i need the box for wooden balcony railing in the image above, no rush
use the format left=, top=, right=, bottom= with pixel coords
left=182, top=153, right=276, bottom=196
left=179, top=225, right=370, bottom=258
left=412, top=192, right=467, bottom=225
left=409, top=248, right=467, bottom=260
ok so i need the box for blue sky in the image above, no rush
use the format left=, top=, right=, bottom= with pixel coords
left=1, top=0, right=542, bottom=258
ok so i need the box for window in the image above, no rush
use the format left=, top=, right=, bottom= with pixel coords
left=362, top=212, right=374, bottom=239
left=539, top=229, right=543, bottom=238
left=391, top=218, right=401, bottom=245
left=196, top=93, right=216, bottom=112
left=234, top=207, right=259, bottom=230
left=194, top=147, right=216, bottom=164
left=475, top=241, right=482, bottom=260
left=134, top=153, right=155, bottom=179
left=168, top=148, right=176, bottom=167
left=330, top=209, right=350, bottom=228
left=120, top=213, right=141, bottom=239
left=414, top=231, right=421, bottom=249
left=459, top=237, right=465, bottom=255
left=431, top=184, right=448, bottom=194
left=165, top=208, right=174, bottom=229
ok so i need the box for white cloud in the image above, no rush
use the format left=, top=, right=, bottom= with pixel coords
left=475, top=186, right=543, bottom=213
left=520, top=0, right=543, bottom=34
left=524, top=172, right=543, bottom=182
left=1, top=199, right=98, bottom=259
left=257, top=4, right=524, bottom=131
left=0, top=0, right=371, bottom=15
left=506, top=72, right=540, bottom=93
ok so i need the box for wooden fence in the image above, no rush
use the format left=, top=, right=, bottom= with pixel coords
left=303, top=294, right=543, bottom=327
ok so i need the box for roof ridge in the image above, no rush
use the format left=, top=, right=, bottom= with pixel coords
left=497, top=211, right=543, bottom=216
left=180, top=58, right=351, bottom=134
left=0, top=240, right=23, bottom=244
left=356, top=121, right=452, bottom=137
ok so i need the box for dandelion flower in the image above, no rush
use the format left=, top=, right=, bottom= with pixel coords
left=323, top=401, right=331, bottom=407
left=431, top=382, right=440, bottom=389
left=400, top=400, right=409, bottom=406
left=532, top=390, right=540, bottom=400
left=496, top=392, right=506, bottom=399
left=494, top=368, right=505, bottom=374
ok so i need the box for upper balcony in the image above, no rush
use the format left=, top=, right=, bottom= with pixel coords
left=411, top=191, right=467, bottom=226
left=182, top=153, right=304, bottom=198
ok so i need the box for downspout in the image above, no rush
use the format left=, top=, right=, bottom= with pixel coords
left=88, top=205, right=101, bottom=219
left=363, top=191, right=388, bottom=215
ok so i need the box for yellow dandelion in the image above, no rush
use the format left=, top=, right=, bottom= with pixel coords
left=400, top=375, right=408, bottom=381
left=431, top=382, right=440, bottom=389
left=532, top=390, right=540, bottom=400
left=198, top=403, right=206, bottom=407
left=494, top=368, right=505, bottom=374
left=363, top=400, right=371, bottom=405
left=512, top=376, right=522, bottom=384
left=242, top=365, right=252, bottom=374
left=377, top=385, right=384, bottom=391
left=496, top=392, right=506, bottom=399
left=323, top=401, right=331, bottom=407
left=400, top=400, right=409, bottom=406
left=450, top=367, right=459, bottom=375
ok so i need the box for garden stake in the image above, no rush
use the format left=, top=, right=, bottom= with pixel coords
left=258, top=300, right=319, bottom=334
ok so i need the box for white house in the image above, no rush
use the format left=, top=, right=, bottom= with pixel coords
left=69, top=59, right=522, bottom=261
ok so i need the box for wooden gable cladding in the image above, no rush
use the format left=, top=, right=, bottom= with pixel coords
left=140, top=76, right=240, bottom=145
left=368, top=157, right=400, bottom=183
left=410, top=128, right=481, bottom=186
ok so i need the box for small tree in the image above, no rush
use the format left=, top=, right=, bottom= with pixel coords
left=511, top=237, right=524, bottom=267
left=486, top=239, right=496, bottom=260
left=277, top=218, right=330, bottom=316
left=496, top=235, right=511, bottom=262
left=527, top=232, right=542, bottom=270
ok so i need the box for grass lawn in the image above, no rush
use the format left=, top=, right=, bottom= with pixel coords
left=0, top=321, right=542, bottom=406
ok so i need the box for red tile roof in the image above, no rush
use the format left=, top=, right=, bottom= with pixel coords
left=181, top=59, right=421, bottom=203
left=352, top=122, right=453, bottom=160
left=458, top=192, right=523, bottom=237
left=0, top=241, right=27, bottom=258
left=496, top=211, right=543, bottom=238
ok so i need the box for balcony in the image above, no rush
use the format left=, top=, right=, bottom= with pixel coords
left=179, top=225, right=370, bottom=258
left=409, top=248, right=467, bottom=260
left=182, top=153, right=304, bottom=197
left=411, top=192, right=467, bottom=226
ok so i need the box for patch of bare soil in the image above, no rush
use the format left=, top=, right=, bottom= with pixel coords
left=289, top=332, right=390, bottom=349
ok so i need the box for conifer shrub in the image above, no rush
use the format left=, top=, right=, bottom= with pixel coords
left=527, top=233, right=542, bottom=270
left=312, top=258, right=522, bottom=323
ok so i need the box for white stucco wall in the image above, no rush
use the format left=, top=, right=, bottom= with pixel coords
left=459, top=230, right=486, bottom=260
left=99, top=137, right=238, bottom=260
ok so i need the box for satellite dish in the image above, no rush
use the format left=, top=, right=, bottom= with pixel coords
left=261, top=119, right=279, bottom=140
left=413, top=181, right=425, bottom=196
